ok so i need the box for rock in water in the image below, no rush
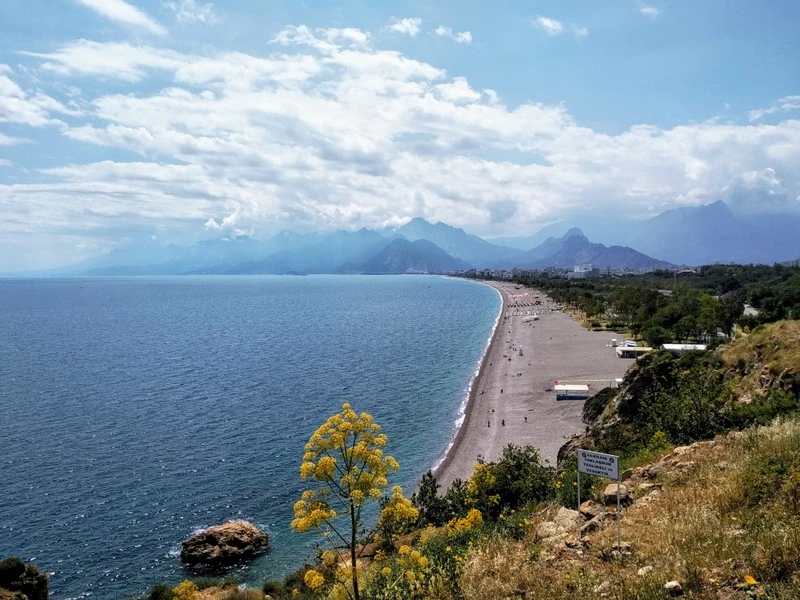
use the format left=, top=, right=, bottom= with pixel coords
left=181, top=521, right=270, bottom=570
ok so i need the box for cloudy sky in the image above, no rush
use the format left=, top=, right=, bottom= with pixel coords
left=1, top=0, right=799, bottom=270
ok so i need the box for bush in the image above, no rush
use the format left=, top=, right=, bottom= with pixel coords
left=147, top=583, right=175, bottom=600
left=555, top=456, right=598, bottom=508
left=0, top=557, right=24, bottom=589
left=724, top=390, right=800, bottom=430
left=465, top=445, right=555, bottom=519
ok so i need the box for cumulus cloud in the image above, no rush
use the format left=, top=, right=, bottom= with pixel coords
left=164, top=0, right=217, bottom=24
left=74, top=0, right=167, bottom=35
left=434, top=26, right=472, bottom=44
left=3, top=24, right=800, bottom=267
left=388, top=17, right=422, bottom=37
left=534, top=16, right=564, bottom=36
left=748, top=95, right=800, bottom=122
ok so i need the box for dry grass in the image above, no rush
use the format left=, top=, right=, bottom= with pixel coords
left=457, top=418, right=800, bottom=599
left=720, top=320, right=800, bottom=397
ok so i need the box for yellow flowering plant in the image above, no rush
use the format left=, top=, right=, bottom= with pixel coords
left=368, top=544, right=431, bottom=599
left=172, top=581, right=198, bottom=600
left=291, top=403, right=411, bottom=600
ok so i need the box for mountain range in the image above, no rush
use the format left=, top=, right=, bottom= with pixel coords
left=490, top=201, right=800, bottom=266
left=23, top=201, right=800, bottom=276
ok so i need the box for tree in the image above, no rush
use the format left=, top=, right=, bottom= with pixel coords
left=411, top=471, right=450, bottom=526
left=291, top=403, right=414, bottom=600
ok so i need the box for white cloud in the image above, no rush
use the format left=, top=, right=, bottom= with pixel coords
left=164, top=0, right=217, bottom=24
left=434, top=77, right=481, bottom=104
left=434, top=25, right=473, bottom=44
left=0, top=64, right=74, bottom=126
left=0, top=132, right=26, bottom=145
left=0, top=159, right=10, bottom=166
left=573, top=25, right=589, bottom=39
left=388, top=17, right=422, bottom=37
left=534, top=16, right=564, bottom=36
left=748, top=95, right=800, bottom=122
left=74, top=0, right=167, bottom=35
left=4, top=24, right=800, bottom=268
left=639, top=3, right=660, bottom=18
left=21, top=40, right=186, bottom=82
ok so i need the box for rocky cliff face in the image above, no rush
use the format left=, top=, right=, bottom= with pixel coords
left=180, top=521, right=270, bottom=570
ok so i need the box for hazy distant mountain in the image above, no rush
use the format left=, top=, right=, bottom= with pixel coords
left=488, top=223, right=576, bottom=252
left=390, top=218, right=519, bottom=267
left=513, top=228, right=671, bottom=269
left=220, top=228, right=388, bottom=274
left=625, top=201, right=800, bottom=265
left=494, top=201, right=800, bottom=266
left=356, top=238, right=470, bottom=274
left=41, top=201, right=799, bottom=277
left=62, top=232, right=319, bottom=276
left=79, top=236, right=279, bottom=276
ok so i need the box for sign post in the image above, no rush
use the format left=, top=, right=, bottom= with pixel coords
left=576, top=449, right=621, bottom=551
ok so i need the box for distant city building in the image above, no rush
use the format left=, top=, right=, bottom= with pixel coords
left=566, top=264, right=600, bottom=279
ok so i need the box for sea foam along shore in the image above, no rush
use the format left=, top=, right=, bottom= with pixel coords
left=433, top=280, right=630, bottom=490
left=430, top=279, right=504, bottom=474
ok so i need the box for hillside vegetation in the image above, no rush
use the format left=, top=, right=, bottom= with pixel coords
left=130, top=321, right=799, bottom=600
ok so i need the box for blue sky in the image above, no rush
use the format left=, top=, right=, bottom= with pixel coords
left=1, top=0, right=799, bottom=270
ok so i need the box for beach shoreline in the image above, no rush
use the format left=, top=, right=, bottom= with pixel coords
left=433, top=279, right=631, bottom=490
left=431, top=279, right=505, bottom=478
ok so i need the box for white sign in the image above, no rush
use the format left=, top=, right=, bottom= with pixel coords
left=577, top=449, right=619, bottom=479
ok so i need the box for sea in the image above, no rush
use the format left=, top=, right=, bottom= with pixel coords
left=0, top=275, right=500, bottom=599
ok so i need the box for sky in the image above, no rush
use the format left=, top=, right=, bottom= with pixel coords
left=1, top=0, right=799, bottom=270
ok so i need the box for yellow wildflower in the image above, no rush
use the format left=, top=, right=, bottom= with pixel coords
left=304, top=569, right=325, bottom=591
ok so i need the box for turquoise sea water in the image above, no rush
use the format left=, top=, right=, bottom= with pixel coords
left=0, top=275, right=499, bottom=599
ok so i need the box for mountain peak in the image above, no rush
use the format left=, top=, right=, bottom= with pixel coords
left=564, top=227, right=587, bottom=239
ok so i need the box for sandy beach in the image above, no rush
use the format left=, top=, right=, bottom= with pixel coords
left=434, top=280, right=631, bottom=489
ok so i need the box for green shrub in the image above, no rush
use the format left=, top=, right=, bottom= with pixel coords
left=489, top=445, right=555, bottom=513
left=725, top=390, right=800, bottom=430
left=147, top=583, right=175, bottom=600
left=582, top=387, right=617, bottom=424
left=0, top=557, right=24, bottom=589
left=555, top=456, right=598, bottom=508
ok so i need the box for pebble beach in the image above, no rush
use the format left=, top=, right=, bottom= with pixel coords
left=434, top=280, right=632, bottom=489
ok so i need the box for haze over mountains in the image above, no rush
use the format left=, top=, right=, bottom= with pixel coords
left=20, top=201, right=800, bottom=277
left=491, top=201, right=800, bottom=267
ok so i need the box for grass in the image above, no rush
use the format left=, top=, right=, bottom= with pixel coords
left=456, top=417, right=800, bottom=599
left=720, top=320, right=800, bottom=398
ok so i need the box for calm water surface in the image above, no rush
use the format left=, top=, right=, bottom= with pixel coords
left=0, top=275, right=499, bottom=599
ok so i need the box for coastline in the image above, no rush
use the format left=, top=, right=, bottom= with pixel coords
left=434, top=279, right=631, bottom=490
left=431, top=279, right=505, bottom=476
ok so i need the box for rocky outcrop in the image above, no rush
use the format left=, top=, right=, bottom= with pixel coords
left=180, top=521, right=270, bottom=570
left=0, top=558, right=48, bottom=600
